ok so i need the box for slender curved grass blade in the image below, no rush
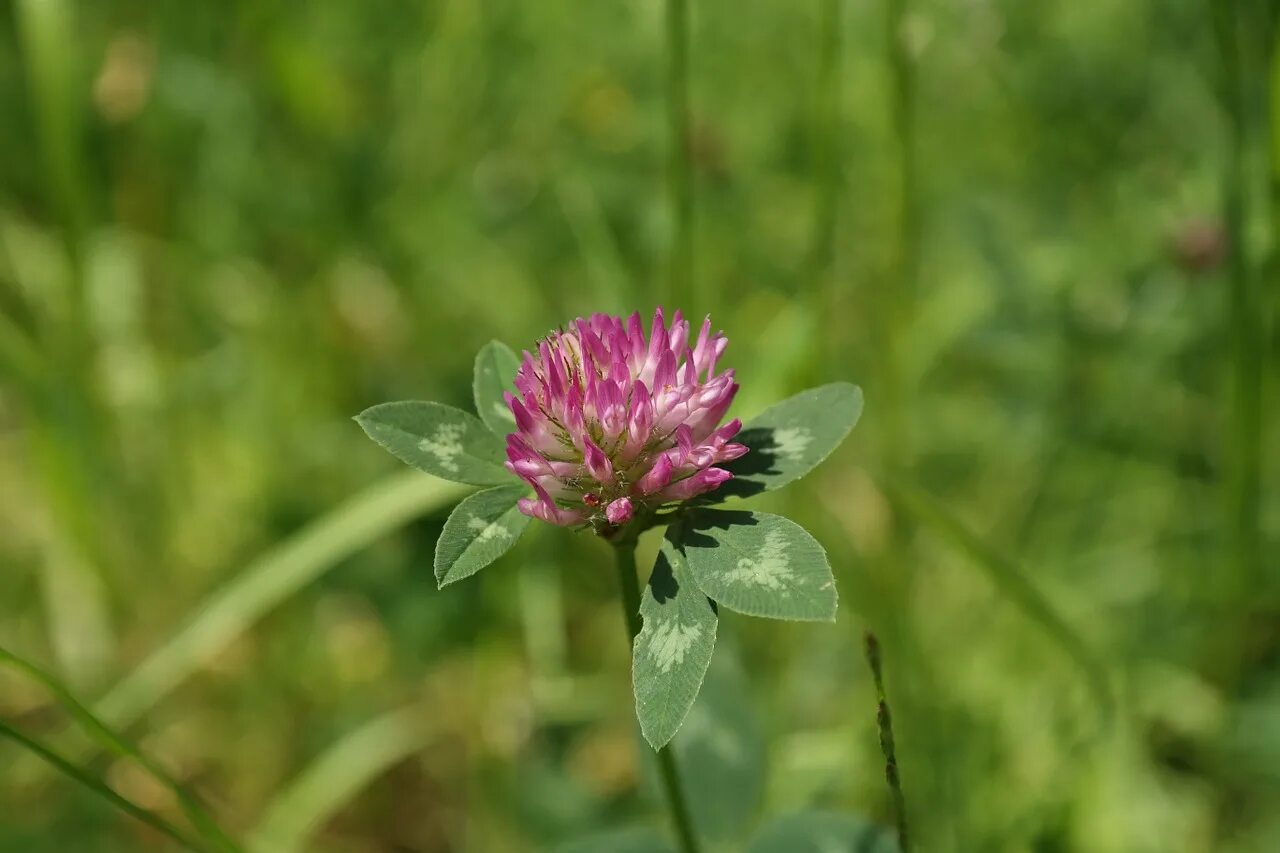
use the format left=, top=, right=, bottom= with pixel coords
left=882, top=476, right=1114, bottom=725
left=249, top=707, right=431, bottom=853
left=0, top=646, right=239, bottom=852
left=96, top=470, right=468, bottom=730
left=0, top=720, right=208, bottom=853
left=38, top=538, right=115, bottom=692
left=472, top=340, right=521, bottom=436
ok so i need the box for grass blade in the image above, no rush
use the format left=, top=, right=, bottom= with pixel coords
left=0, top=645, right=240, bottom=852
left=249, top=707, right=431, bottom=853
left=96, top=470, right=468, bottom=730
left=0, top=720, right=209, bottom=853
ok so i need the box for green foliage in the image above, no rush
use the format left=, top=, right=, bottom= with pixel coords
left=627, top=381, right=858, bottom=751
left=0, top=720, right=209, bottom=853
left=747, top=812, right=898, bottom=853
left=250, top=707, right=431, bottom=853
left=679, top=510, right=838, bottom=622
left=553, top=827, right=675, bottom=853
left=671, top=650, right=766, bottom=842
left=0, top=646, right=239, bottom=852
left=94, top=471, right=467, bottom=733
left=473, top=339, right=522, bottom=437
left=720, top=383, right=864, bottom=498
left=632, top=532, right=717, bottom=750
left=434, top=484, right=531, bottom=587
left=356, top=401, right=510, bottom=485
left=883, top=476, right=1114, bottom=725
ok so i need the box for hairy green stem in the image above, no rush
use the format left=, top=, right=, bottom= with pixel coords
left=613, top=541, right=701, bottom=853
left=865, top=632, right=910, bottom=853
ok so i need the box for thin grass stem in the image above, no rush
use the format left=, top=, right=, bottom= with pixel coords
left=0, top=720, right=211, bottom=853
left=0, top=646, right=240, bottom=852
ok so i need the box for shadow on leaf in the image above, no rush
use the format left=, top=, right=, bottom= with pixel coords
left=681, top=509, right=760, bottom=548
left=649, top=547, right=679, bottom=604
left=710, top=427, right=781, bottom=499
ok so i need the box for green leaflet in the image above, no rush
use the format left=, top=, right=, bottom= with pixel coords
left=356, top=400, right=510, bottom=486
left=681, top=510, right=838, bottom=622
left=633, top=530, right=718, bottom=750
left=747, top=812, right=899, bottom=853
left=719, top=382, right=863, bottom=499
left=473, top=340, right=521, bottom=436
left=434, top=484, right=530, bottom=587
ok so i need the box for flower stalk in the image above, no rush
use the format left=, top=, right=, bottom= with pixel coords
left=613, top=539, right=702, bottom=853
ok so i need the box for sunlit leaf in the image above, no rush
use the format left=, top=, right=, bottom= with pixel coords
left=473, top=340, right=521, bottom=436
left=680, top=510, right=838, bottom=622
left=356, top=401, right=510, bottom=486
left=747, top=811, right=899, bottom=853
left=434, top=484, right=530, bottom=587
left=633, top=530, right=717, bottom=750
left=719, top=383, right=863, bottom=498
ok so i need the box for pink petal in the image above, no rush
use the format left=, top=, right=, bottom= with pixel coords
left=605, top=497, right=634, bottom=525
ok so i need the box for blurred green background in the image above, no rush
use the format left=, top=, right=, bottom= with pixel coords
left=1, top=0, right=1277, bottom=851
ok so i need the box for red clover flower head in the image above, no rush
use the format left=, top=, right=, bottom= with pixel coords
left=504, top=308, right=747, bottom=528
